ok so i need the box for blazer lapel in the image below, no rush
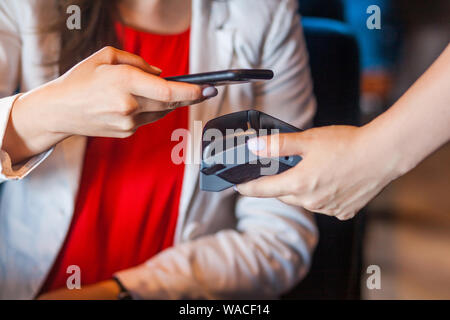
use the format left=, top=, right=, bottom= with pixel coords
left=175, top=0, right=235, bottom=243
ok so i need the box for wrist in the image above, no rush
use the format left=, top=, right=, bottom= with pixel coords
left=96, top=279, right=122, bottom=300
left=359, top=120, right=412, bottom=182
left=18, top=81, right=71, bottom=137
left=112, top=276, right=133, bottom=300
left=4, top=89, right=68, bottom=163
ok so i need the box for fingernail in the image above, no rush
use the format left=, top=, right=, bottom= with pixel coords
left=150, top=65, right=162, bottom=74
left=202, top=86, right=218, bottom=98
left=247, top=137, right=266, bottom=152
left=233, top=185, right=239, bottom=192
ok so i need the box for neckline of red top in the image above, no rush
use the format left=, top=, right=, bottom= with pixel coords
left=115, top=21, right=191, bottom=38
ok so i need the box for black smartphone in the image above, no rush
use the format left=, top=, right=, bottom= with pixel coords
left=165, top=69, right=274, bottom=86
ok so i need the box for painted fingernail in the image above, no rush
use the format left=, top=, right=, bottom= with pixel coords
left=202, top=86, right=218, bottom=98
left=233, top=185, right=239, bottom=192
left=247, top=138, right=266, bottom=152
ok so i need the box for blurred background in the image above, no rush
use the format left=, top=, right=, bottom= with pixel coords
left=289, top=0, right=450, bottom=299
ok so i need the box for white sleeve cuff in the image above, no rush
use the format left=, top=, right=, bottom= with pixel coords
left=0, top=94, right=54, bottom=182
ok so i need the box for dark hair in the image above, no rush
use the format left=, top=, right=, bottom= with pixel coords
left=50, top=0, right=120, bottom=74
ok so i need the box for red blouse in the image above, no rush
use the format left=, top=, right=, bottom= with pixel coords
left=41, top=23, right=190, bottom=292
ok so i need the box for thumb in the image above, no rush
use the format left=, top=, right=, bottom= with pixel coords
left=247, top=131, right=310, bottom=157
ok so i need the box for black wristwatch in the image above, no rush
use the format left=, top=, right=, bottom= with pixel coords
left=112, top=276, right=133, bottom=300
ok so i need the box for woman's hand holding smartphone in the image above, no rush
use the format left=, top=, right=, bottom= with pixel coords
left=3, top=46, right=218, bottom=164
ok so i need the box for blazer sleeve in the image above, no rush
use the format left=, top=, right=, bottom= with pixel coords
left=0, top=1, right=53, bottom=183
left=114, top=0, right=318, bottom=299
left=115, top=198, right=317, bottom=299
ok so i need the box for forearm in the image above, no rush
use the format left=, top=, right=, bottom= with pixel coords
left=362, top=45, right=450, bottom=178
left=116, top=198, right=317, bottom=299
left=1, top=46, right=217, bottom=167
left=236, top=47, right=449, bottom=220
left=2, top=84, right=69, bottom=164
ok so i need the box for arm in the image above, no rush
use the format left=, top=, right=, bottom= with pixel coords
left=115, top=198, right=317, bottom=299
left=2, top=46, right=217, bottom=163
left=0, top=1, right=31, bottom=182
left=0, top=45, right=217, bottom=182
left=0, top=1, right=217, bottom=182
left=237, top=44, right=450, bottom=220
left=40, top=198, right=317, bottom=300
left=364, top=44, right=450, bottom=174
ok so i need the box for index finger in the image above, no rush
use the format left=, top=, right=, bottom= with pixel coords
left=236, top=166, right=302, bottom=198
left=123, top=66, right=207, bottom=102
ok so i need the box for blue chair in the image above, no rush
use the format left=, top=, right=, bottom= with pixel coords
left=305, top=17, right=360, bottom=126
left=283, top=17, right=364, bottom=299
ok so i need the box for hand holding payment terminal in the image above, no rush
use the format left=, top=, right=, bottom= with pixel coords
left=200, top=110, right=302, bottom=192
